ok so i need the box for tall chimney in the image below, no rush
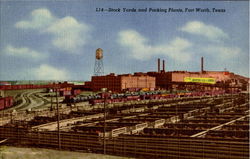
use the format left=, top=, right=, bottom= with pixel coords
left=201, top=57, right=204, bottom=72
left=158, top=58, right=160, bottom=73
left=162, top=60, right=165, bottom=72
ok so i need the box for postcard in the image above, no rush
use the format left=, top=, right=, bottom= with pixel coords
left=0, top=0, right=249, bottom=159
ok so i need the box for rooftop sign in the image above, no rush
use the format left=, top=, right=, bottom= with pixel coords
left=184, top=77, right=216, bottom=84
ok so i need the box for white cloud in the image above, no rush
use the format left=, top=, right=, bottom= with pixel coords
left=118, top=30, right=192, bottom=62
left=15, top=8, right=91, bottom=53
left=15, top=8, right=55, bottom=29
left=46, top=16, right=90, bottom=52
left=4, top=45, right=47, bottom=60
left=32, top=64, right=69, bottom=80
left=180, top=21, right=229, bottom=41
left=202, top=46, right=241, bottom=58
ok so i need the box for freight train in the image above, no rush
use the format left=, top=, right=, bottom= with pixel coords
left=0, top=84, right=49, bottom=90
left=0, top=82, right=75, bottom=90
left=0, top=82, right=76, bottom=111
left=0, top=96, right=13, bottom=110
left=66, top=90, right=228, bottom=105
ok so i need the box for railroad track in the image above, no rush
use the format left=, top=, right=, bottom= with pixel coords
left=20, top=90, right=50, bottom=111
left=6, top=90, right=31, bottom=111
left=7, top=89, right=50, bottom=111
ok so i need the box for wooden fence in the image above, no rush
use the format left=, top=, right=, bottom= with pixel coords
left=0, top=127, right=248, bottom=159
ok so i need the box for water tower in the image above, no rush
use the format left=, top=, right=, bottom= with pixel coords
left=94, top=48, right=104, bottom=76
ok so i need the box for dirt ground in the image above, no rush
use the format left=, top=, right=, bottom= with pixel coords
left=0, top=146, right=132, bottom=159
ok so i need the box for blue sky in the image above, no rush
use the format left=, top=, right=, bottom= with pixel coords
left=0, top=1, right=249, bottom=80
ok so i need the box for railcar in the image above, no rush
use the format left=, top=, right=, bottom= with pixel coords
left=0, top=96, right=14, bottom=111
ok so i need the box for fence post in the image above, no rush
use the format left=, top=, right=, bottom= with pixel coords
left=38, top=131, right=40, bottom=146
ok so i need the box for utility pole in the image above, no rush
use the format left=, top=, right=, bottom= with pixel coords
left=50, top=89, right=53, bottom=111
left=104, top=93, right=106, bottom=155
left=102, top=88, right=107, bottom=155
left=56, top=87, right=61, bottom=149
left=175, top=104, right=178, bottom=122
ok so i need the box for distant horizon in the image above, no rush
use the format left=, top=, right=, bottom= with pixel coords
left=1, top=68, right=249, bottom=82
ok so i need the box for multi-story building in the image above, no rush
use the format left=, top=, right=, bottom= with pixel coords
left=147, top=58, right=249, bottom=91
left=85, top=58, right=248, bottom=92
left=91, top=73, right=155, bottom=92
left=147, top=70, right=248, bottom=91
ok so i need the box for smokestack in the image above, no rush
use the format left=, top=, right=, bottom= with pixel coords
left=158, top=58, right=160, bottom=73
left=201, top=57, right=204, bottom=72
left=162, top=60, right=165, bottom=72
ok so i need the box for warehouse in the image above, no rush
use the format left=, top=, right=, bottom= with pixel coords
left=147, top=58, right=249, bottom=92
left=91, top=73, right=155, bottom=92
left=147, top=71, right=242, bottom=91
left=85, top=57, right=248, bottom=93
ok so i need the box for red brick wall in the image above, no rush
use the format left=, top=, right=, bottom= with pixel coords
left=121, top=76, right=155, bottom=90
left=91, top=74, right=155, bottom=92
left=91, top=75, right=122, bottom=92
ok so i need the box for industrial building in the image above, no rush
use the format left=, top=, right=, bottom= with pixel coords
left=147, top=58, right=249, bottom=92
left=147, top=70, right=247, bottom=91
left=90, top=73, right=155, bottom=92
left=84, top=57, right=248, bottom=93
left=82, top=48, right=249, bottom=93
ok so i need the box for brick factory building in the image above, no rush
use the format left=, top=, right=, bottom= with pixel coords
left=147, top=58, right=249, bottom=91
left=91, top=73, right=155, bottom=92
left=147, top=71, right=248, bottom=91
left=84, top=57, right=248, bottom=92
